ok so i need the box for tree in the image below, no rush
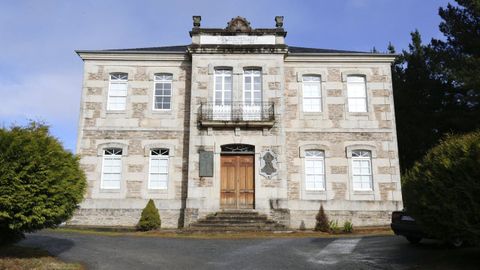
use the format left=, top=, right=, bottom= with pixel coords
left=402, top=131, right=480, bottom=245
left=391, top=31, right=450, bottom=171
left=314, top=205, right=329, bottom=232
left=0, top=122, right=86, bottom=244
left=391, top=1, right=480, bottom=171
left=137, top=199, right=161, bottom=231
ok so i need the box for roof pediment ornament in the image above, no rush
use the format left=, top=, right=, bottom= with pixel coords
left=226, top=16, right=252, bottom=32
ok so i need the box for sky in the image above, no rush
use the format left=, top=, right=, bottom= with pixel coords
left=0, top=0, right=451, bottom=152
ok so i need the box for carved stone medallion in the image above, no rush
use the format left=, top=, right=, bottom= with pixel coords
left=260, top=149, right=278, bottom=179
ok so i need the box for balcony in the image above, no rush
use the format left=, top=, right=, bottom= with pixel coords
left=199, top=102, right=275, bottom=128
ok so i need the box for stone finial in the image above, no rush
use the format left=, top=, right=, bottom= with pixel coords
left=275, top=16, right=284, bottom=28
left=193, top=16, right=201, bottom=28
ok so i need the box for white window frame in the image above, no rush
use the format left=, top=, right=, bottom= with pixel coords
left=213, top=69, right=233, bottom=120
left=100, top=148, right=123, bottom=189
left=148, top=148, right=169, bottom=190
left=347, top=75, right=367, bottom=112
left=351, top=150, right=373, bottom=191
left=153, top=73, right=173, bottom=110
left=107, top=73, right=128, bottom=111
left=304, top=150, right=325, bottom=191
left=243, top=69, right=262, bottom=106
left=302, top=75, right=322, bottom=112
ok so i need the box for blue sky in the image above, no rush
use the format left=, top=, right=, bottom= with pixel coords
left=0, top=0, right=451, bottom=152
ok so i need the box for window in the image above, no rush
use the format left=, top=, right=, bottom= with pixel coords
left=347, top=75, right=367, bottom=112
left=148, top=148, right=169, bottom=189
left=154, top=73, right=173, bottom=110
left=214, top=69, right=232, bottom=106
left=213, top=69, right=233, bottom=120
left=304, top=150, right=325, bottom=191
left=352, top=150, right=373, bottom=191
left=107, top=73, right=128, bottom=111
left=243, top=69, right=262, bottom=106
left=101, top=148, right=122, bottom=189
left=303, top=75, right=322, bottom=112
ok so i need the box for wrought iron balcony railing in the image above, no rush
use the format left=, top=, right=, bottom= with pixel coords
left=199, top=102, right=275, bottom=127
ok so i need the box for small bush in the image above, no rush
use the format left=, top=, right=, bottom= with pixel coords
left=343, top=221, right=354, bottom=233
left=329, top=220, right=340, bottom=233
left=314, top=205, right=329, bottom=232
left=299, top=220, right=306, bottom=231
left=402, top=131, right=480, bottom=245
left=136, top=199, right=161, bottom=231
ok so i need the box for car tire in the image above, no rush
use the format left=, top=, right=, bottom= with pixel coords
left=406, top=236, right=422, bottom=244
left=448, top=238, right=464, bottom=248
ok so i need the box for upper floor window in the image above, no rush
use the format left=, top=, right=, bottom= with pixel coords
left=347, top=75, right=367, bottom=112
left=304, top=150, right=325, bottom=191
left=351, top=150, right=373, bottom=191
left=302, top=75, right=322, bottom=112
left=243, top=69, right=262, bottom=106
left=154, top=73, right=173, bottom=110
left=214, top=69, right=233, bottom=106
left=107, top=73, right=128, bottom=111
left=148, top=148, right=169, bottom=189
left=101, top=148, right=123, bottom=189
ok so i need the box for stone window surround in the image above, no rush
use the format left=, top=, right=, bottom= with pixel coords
left=96, top=142, right=128, bottom=193
left=342, top=70, right=374, bottom=119
left=102, top=67, right=136, bottom=115
left=146, top=68, right=182, bottom=117
left=345, top=144, right=377, bottom=196
left=295, top=70, right=327, bottom=120
left=144, top=143, right=175, bottom=193
left=299, top=144, right=330, bottom=200
left=97, top=142, right=129, bottom=156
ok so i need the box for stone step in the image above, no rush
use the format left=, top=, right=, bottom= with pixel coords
left=191, top=222, right=277, bottom=227
left=187, top=225, right=286, bottom=231
left=197, top=219, right=273, bottom=224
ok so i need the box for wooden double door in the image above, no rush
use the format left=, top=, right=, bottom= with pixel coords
left=220, top=155, right=255, bottom=209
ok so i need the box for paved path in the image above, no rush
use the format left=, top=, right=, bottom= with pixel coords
left=18, top=231, right=480, bottom=270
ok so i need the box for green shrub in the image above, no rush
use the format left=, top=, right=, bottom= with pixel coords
left=402, top=131, right=480, bottom=245
left=343, top=221, right=354, bottom=233
left=314, top=205, right=329, bottom=232
left=0, top=122, right=86, bottom=245
left=328, top=220, right=340, bottom=233
left=137, top=199, right=161, bottom=231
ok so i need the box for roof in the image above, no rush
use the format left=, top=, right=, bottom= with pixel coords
left=93, top=45, right=372, bottom=54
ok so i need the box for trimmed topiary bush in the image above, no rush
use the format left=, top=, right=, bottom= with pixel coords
left=314, top=204, right=330, bottom=232
left=402, top=131, right=480, bottom=245
left=0, top=122, right=86, bottom=245
left=137, top=199, right=161, bottom=231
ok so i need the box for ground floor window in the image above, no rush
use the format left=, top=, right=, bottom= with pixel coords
left=352, top=150, right=373, bottom=190
left=101, top=148, right=123, bottom=189
left=304, top=150, right=325, bottom=191
left=148, top=148, right=169, bottom=189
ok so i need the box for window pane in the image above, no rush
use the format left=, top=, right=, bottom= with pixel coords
left=348, top=98, right=367, bottom=112
left=347, top=76, right=365, bottom=83
left=347, top=83, right=366, bottom=97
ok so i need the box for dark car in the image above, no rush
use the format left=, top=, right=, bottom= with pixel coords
left=391, top=210, right=464, bottom=247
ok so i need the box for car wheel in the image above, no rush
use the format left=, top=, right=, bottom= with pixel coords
left=448, top=238, right=464, bottom=248
left=406, top=236, right=422, bottom=244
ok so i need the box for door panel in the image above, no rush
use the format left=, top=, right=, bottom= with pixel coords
left=220, top=155, right=254, bottom=209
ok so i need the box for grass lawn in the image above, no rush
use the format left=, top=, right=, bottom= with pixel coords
left=51, top=226, right=393, bottom=240
left=0, top=245, right=83, bottom=270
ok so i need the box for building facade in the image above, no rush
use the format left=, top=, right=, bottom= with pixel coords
left=71, top=16, right=403, bottom=229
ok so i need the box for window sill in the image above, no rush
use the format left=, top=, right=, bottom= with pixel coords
left=353, top=190, right=374, bottom=195
left=106, top=111, right=127, bottom=114
left=99, top=188, right=121, bottom=193
left=147, top=188, right=168, bottom=193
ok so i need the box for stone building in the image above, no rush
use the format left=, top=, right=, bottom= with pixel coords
left=72, top=16, right=403, bottom=229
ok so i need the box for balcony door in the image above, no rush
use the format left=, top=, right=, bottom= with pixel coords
left=243, top=69, right=262, bottom=120
left=213, top=69, right=232, bottom=120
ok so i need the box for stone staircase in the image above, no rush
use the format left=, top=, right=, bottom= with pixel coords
left=186, top=210, right=288, bottom=232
